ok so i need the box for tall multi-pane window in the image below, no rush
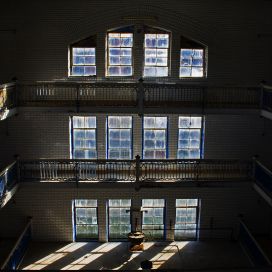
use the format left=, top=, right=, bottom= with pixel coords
left=107, top=33, right=133, bottom=76
left=73, top=200, right=98, bottom=240
left=71, top=47, right=96, bottom=76
left=142, top=199, right=165, bottom=240
left=178, top=116, right=203, bottom=159
left=71, top=116, right=97, bottom=159
left=144, top=34, right=169, bottom=77
left=107, top=116, right=132, bottom=159
left=175, top=199, right=199, bottom=240
left=180, top=49, right=204, bottom=77
left=143, top=117, right=167, bottom=159
left=108, top=199, right=131, bottom=240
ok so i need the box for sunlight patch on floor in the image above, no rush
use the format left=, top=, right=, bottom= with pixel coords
left=22, top=243, right=87, bottom=270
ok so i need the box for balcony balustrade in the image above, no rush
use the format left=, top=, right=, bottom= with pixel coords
left=19, top=158, right=252, bottom=183
left=0, top=81, right=261, bottom=117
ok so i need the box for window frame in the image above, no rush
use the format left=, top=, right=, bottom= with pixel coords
left=142, top=199, right=166, bottom=240
left=177, top=116, right=204, bottom=159
left=73, top=199, right=99, bottom=241
left=70, top=116, right=97, bottom=159
left=143, top=31, right=171, bottom=78
left=179, top=48, right=205, bottom=78
left=142, top=116, right=168, bottom=159
left=106, top=32, right=134, bottom=77
left=70, top=47, right=96, bottom=77
left=108, top=199, right=132, bottom=241
left=106, top=116, right=133, bottom=160
left=175, top=199, right=199, bottom=241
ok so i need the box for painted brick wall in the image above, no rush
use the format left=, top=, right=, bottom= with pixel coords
left=0, top=0, right=271, bottom=85
left=0, top=182, right=270, bottom=242
left=0, top=112, right=271, bottom=168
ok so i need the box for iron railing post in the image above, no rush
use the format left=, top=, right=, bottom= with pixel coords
left=135, top=155, right=141, bottom=182
left=138, top=78, right=144, bottom=115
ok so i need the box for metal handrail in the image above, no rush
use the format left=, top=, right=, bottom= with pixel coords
left=1, top=217, right=32, bottom=270
left=239, top=218, right=271, bottom=266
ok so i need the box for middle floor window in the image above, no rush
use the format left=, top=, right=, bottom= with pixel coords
left=107, top=116, right=132, bottom=159
left=143, top=117, right=167, bottom=159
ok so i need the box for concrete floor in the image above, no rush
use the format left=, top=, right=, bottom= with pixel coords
left=19, top=241, right=252, bottom=270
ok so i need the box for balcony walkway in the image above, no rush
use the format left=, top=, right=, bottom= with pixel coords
left=0, top=80, right=262, bottom=121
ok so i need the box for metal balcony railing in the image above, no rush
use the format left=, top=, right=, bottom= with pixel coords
left=0, top=161, right=19, bottom=206
left=239, top=218, right=271, bottom=267
left=261, top=84, right=272, bottom=113
left=253, top=159, right=272, bottom=197
left=0, top=81, right=261, bottom=113
left=18, top=158, right=253, bottom=183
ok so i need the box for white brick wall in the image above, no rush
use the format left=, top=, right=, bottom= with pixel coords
left=0, top=182, right=270, bottom=242
left=0, top=112, right=271, bottom=168
left=0, top=0, right=272, bottom=84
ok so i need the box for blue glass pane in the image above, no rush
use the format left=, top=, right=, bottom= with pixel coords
left=120, top=149, right=131, bottom=159
left=121, top=37, right=133, bottom=47
left=145, top=130, right=155, bottom=139
left=108, top=37, right=120, bottom=47
left=120, top=57, right=131, bottom=65
left=144, top=67, right=156, bottom=77
left=156, top=67, right=168, bottom=76
left=155, top=118, right=167, bottom=128
left=73, top=116, right=85, bottom=128
left=74, top=130, right=85, bottom=139
left=120, top=130, right=130, bottom=139
left=145, top=49, right=157, bottom=56
left=85, top=130, right=95, bottom=139
left=179, top=130, right=190, bottom=139
left=85, top=56, right=96, bottom=65
left=120, top=66, right=132, bottom=76
left=144, top=117, right=155, bottom=128
left=144, top=150, right=154, bottom=159
left=145, top=57, right=157, bottom=65
left=144, top=140, right=155, bottom=149
left=155, top=140, right=165, bottom=149
left=108, top=66, right=120, bottom=76
left=109, top=140, right=120, bottom=148
left=192, top=58, right=203, bottom=66
left=189, top=149, right=200, bottom=159
left=84, top=66, right=96, bottom=76
left=73, top=48, right=85, bottom=55
left=85, top=117, right=96, bottom=128
left=178, top=149, right=189, bottom=159
left=84, top=48, right=95, bottom=56
left=155, top=150, right=166, bottom=159
left=145, top=34, right=157, bottom=47
left=190, top=139, right=200, bottom=148
left=85, top=140, right=96, bottom=148
left=108, top=150, right=120, bottom=159
left=190, top=130, right=200, bottom=139
left=109, top=56, right=120, bottom=65
left=109, top=129, right=120, bottom=139
left=192, top=67, right=203, bottom=77
left=179, top=117, right=191, bottom=128
left=73, top=56, right=85, bottom=65
left=180, top=67, right=191, bottom=77
left=157, top=58, right=167, bottom=66
left=193, top=49, right=203, bottom=58
left=120, top=48, right=131, bottom=56
left=109, top=48, right=120, bottom=56
left=181, top=49, right=192, bottom=58
left=181, top=58, right=192, bottom=66
left=72, top=66, right=84, bottom=76
left=179, top=140, right=189, bottom=148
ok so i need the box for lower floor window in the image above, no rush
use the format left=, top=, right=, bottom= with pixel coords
left=74, top=199, right=98, bottom=240
left=175, top=199, right=199, bottom=240
left=108, top=199, right=131, bottom=240
left=142, top=199, right=165, bottom=240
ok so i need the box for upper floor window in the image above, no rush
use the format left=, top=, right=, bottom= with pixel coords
left=71, top=48, right=96, bottom=76
left=107, top=33, right=133, bottom=76
left=143, top=117, right=167, bottom=159
left=71, top=116, right=97, bottom=159
left=180, top=49, right=204, bottom=78
left=178, top=116, right=203, bottom=159
left=144, top=34, right=169, bottom=77
left=107, top=116, right=132, bottom=159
